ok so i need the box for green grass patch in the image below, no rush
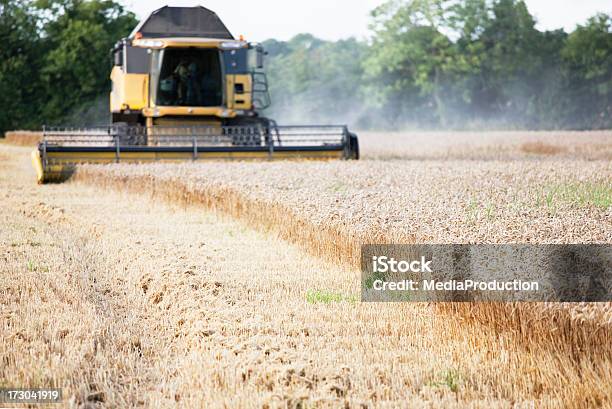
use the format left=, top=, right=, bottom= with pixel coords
left=464, top=197, right=497, bottom=222
left=364, top=271, right=386, bottom=290
left=327, top=181, right=348, bottom=193
left=306, top=289, right=357, bottom=304
left=428, top=369, right=461, bottom=393
left=26, top=260, right=49, bottom=273
left=538, top=181, right=611, bottom=210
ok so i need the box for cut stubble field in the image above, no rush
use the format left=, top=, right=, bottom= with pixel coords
left=1, top=130, right=611, bottom=408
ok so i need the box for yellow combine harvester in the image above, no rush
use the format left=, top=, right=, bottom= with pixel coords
left=32, top=6, right=359, bottom=183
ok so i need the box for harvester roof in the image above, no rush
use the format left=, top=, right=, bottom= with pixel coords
left=129, top=6, right=234, bottom=40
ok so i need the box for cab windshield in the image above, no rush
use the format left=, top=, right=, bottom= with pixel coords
left=155, top=48, right=222, bottom=107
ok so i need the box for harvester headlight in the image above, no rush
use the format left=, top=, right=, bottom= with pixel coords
left=219, top=109, right=232, bottom=118
left=220, top=41, right=246, bottom=50
left=137, top=39, right=164, bottom=48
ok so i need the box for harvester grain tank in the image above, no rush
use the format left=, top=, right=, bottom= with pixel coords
left=32, top=6, right=359, bottom=183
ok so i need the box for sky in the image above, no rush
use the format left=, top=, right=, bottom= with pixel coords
left=120, top=0, right=612, bottom=41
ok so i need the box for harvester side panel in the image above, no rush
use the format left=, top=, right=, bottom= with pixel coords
left=110, top=67, right=149, bottom=112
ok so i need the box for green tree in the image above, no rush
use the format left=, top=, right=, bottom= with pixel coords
left=482, top=1, right=546, bottom=122
left=561, top=14, right=612, bottom=129
left=264, top=35, right=367, bottom=124
left=35, top=0, right=136, bottom=124
left=364, top=0, right=477, bottom=127
left=0, top=0, right=42, bottom=133
left=0, top=0, right=136, bottom=132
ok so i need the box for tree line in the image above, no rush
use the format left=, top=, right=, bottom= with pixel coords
left=1, top=0, right=610, bottom=134
left=264, top=0, right=611, bottom=129
left=0, top=0, right=136, bottom=134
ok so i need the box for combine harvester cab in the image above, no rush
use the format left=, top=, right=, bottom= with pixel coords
left=32, top=6, right=359, bottom=184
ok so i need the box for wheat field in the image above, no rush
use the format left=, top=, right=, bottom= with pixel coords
left=3, top=130, right=42, bottom=146
left=1, top=131, right=611, bottom=408
left=358, top=130, right=612, bottom=160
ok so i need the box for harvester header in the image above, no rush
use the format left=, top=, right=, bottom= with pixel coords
left=32, top=5, right=359, bottom=183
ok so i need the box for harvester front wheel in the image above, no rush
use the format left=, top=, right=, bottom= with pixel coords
left=348, top=133, right=359, bottom=160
